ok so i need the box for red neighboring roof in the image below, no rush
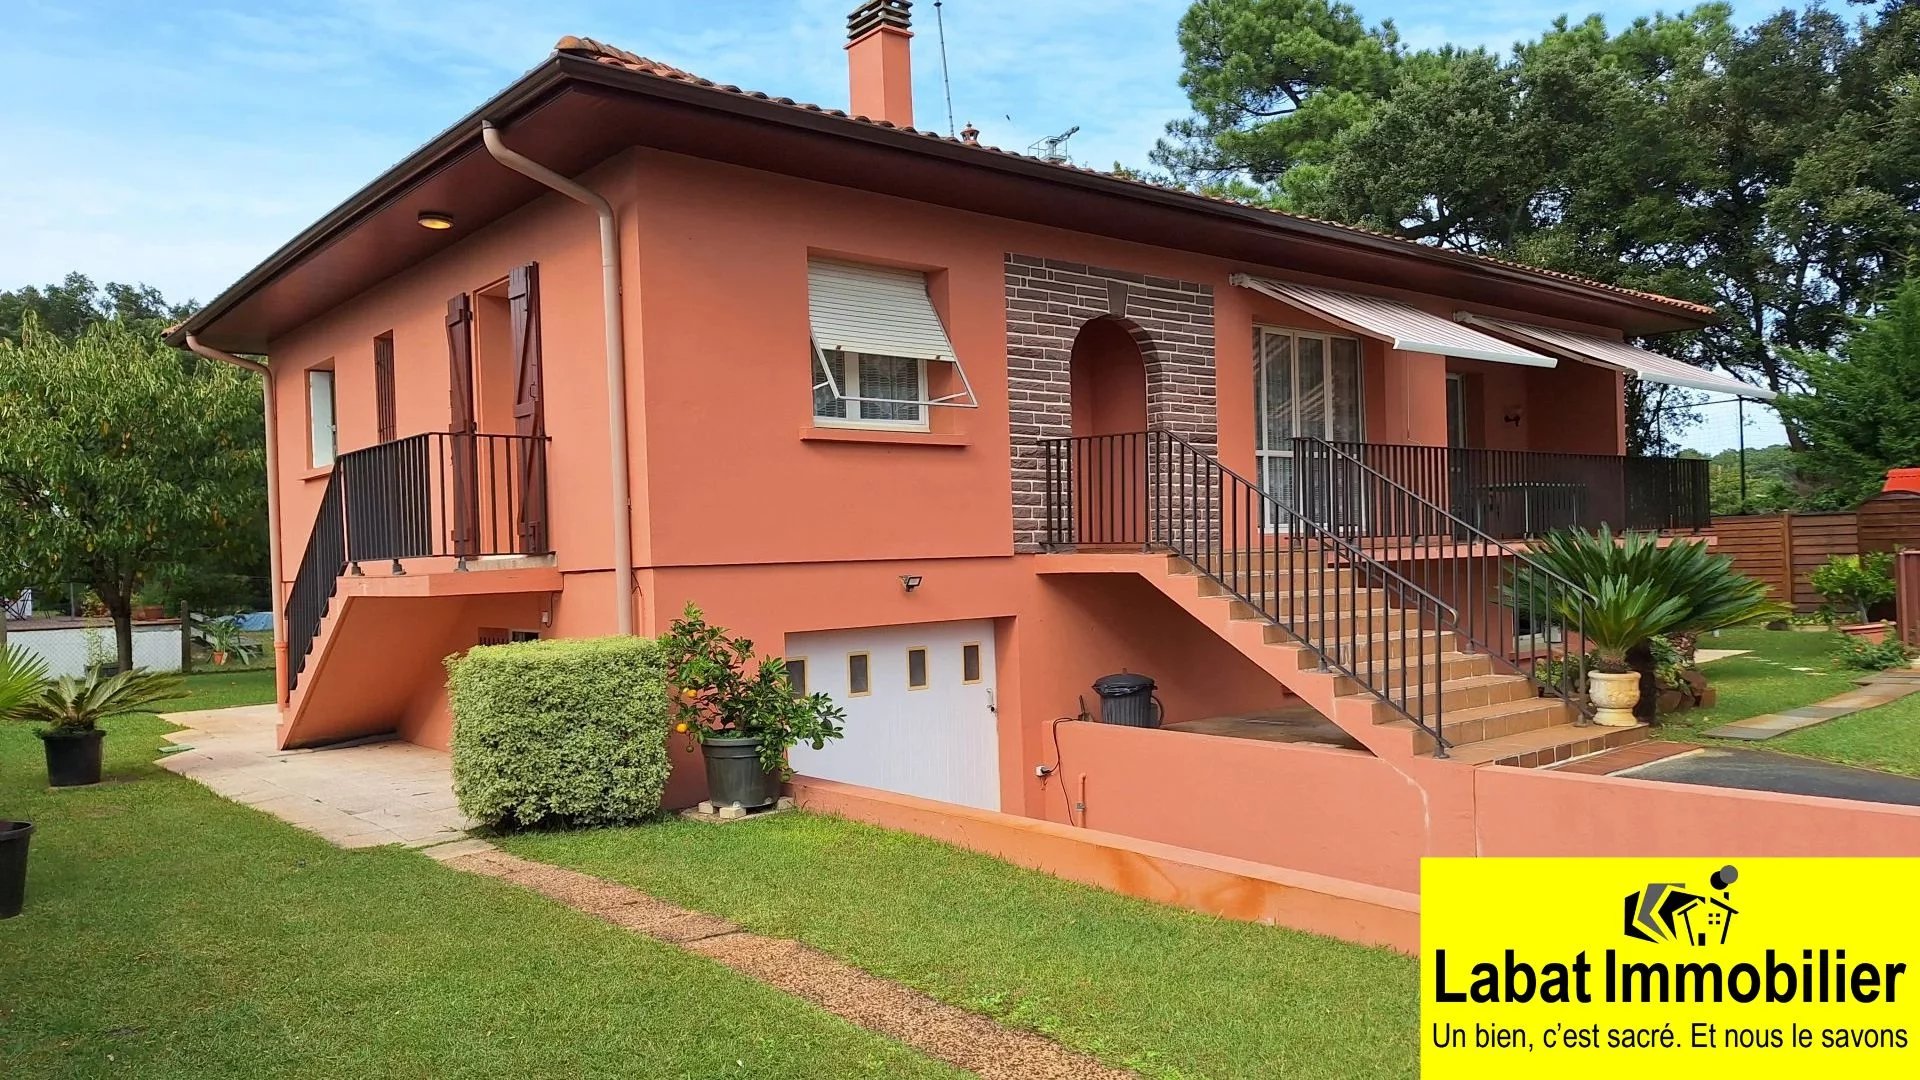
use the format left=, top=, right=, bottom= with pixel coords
left=553, top=36, right=1714, bottom=321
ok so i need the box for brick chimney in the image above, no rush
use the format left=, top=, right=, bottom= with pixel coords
left=846, top=0, right=913, bottom=127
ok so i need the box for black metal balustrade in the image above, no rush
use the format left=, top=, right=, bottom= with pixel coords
left=1302, top=440, right=1709, bottom=539
left=283, top=432, right=550, bottom=692
left=1043, top=430, right=1457, bottom=755
left=1291, top=438, right=1593, bottom=710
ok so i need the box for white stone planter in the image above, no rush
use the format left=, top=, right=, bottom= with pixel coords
left=1587, top=670, right=1641, bottom=727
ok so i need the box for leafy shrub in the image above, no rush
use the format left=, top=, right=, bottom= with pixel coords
left=1832, top=635, right=1915, bottom=672
left=1504, top=526, right=1786, bottom=673
left=1809, top=553, right=1896, bottom=623
left=447, top=636, right=670, bottom=829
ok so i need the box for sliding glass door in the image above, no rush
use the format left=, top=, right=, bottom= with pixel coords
left=1254, top=326, right=1363, bottom=526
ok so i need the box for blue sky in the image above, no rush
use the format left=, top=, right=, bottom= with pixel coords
left=4, top=0, right=1770, bottom=449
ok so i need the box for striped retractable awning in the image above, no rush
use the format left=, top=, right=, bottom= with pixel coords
left=1229, top=274, right=1557, bottom=368
left=1459, top=314, right=1775, bottom=400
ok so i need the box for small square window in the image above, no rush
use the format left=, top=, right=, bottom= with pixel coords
left=509, top=630, right=541, bottom=643
left=786, top=657, right=808, bottom=696
left=961, top=643, right=982, bottom=684
left=848, top=652, right=870, bottom=696
left=906, top=647, right=928, bottom=690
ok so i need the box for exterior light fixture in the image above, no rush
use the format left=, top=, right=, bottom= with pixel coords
left=416, top=211, right=455, bottom=230
left=900, top=574, right=923, bottom=592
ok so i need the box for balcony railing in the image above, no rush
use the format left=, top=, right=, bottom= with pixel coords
left=1295, top=440, right=1709, bottom=540
left=285, top=432, right=549, bottom=692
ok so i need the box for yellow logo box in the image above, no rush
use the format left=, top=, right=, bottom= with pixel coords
left=1422, top=858, right=1919, bottom=1078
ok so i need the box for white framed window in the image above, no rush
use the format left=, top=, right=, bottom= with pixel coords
left=807, top=258, right=977, bottom=429
left=307, top=367, right=338, bottom=468
left=1253, top=326, right=1362, bottom=523
left=813, top=350, right=928, bottom=429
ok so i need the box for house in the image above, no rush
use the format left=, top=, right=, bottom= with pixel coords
left=169, top=1, right=1774, bottom=884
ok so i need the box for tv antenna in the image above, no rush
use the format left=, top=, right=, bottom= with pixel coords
left=1028, top=125, right=1080, bottom=164
left=934, top=0, right=956, bottom=137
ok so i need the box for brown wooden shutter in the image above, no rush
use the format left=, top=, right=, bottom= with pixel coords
left=373, top=332, right=396, bottom=443
left=508, top=263, right=549, bottom=553
left=446, top=295, right=479, bottom=556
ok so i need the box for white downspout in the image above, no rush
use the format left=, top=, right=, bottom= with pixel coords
left=481, top=120, right=635, bottom=636
left=183, top=335, right=289, bottom=703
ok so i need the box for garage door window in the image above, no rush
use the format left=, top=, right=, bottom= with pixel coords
left=786, top=657, right=808, bottom=695
left=906, top=647, right=929, bottom=690
left=961, top=643, right=982, bottom=684
left=847, top=653, right=870, bottom=696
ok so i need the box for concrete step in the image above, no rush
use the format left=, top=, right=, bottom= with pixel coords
left=1445, top=722, right=1652, bottom=768
left=1380, top=697, right=1571, bottom=754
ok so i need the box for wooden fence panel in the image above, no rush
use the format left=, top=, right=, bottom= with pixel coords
left=1711, top=514, right=1792, bottom=606
left=1858, top=491, right=1920, bottom=555
left=1786, top=512, right=1859, bottom=612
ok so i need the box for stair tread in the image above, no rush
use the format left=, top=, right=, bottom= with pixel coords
left=1446, top=723, right=1650, bottom=764
left=1439, top=696, right=1566, bottom=724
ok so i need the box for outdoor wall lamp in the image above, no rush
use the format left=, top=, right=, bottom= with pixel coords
left=900, top=574, right=924, bottom=592
left=1503, top=409, right=1523, bottom=426
left=417, top=211, right=455, bottom=230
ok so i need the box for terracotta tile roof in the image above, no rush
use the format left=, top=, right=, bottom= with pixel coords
left=554, top=35, right=1714, bottom=318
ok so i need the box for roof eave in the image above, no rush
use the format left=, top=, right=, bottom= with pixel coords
left=166, top=57, right=573, bottom=349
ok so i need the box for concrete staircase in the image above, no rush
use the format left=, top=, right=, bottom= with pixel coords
left=1037, top=550, right=1648, bottom=768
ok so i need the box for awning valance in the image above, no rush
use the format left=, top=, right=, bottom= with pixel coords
left=1458, top=314, right=1775, bottom=401
left=1229, top=274, right=1557, bottom=368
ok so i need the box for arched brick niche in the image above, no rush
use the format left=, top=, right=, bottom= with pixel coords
left=1004, top=254, right=1216, bottom=551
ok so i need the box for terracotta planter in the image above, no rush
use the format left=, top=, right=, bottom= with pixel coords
left=1587, top=671, right=1641, bottom=727
left=212, top=651, right=229, bottom=666
left=1840, top=622, right=1893, bottom=643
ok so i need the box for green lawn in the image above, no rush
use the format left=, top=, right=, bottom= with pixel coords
left=504, top=813, right=1418, bottom=1080
left=161, top=667, right=278, bottom=712
left=1, top=703, right=957, bottom=1077
left=1655, top=627, right=1920, bottom=776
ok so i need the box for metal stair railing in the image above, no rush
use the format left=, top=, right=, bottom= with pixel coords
left=1291, top=436, right=1594, bottom=712
left=1042, top=428, right=1456, bottom=756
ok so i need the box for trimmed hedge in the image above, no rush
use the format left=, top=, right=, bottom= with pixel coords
left=447, top=635, right=671, bottom=829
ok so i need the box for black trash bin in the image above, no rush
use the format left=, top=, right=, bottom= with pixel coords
left=1092, top=673, right=1163, bottom=728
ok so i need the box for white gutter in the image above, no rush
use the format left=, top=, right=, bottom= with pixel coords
left=183, top=335, right=289, bottom=703
left=481, top=120, right=635, bottom=636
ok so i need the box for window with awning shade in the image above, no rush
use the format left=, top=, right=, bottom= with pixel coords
left=808, top=258, right=977, bottom=429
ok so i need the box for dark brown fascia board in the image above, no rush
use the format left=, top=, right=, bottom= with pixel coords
left=165, top=58, right=573, bottom=349
left=172, top=52, right=1712, bottom=349
left=550, top=56, right=1715, bottom=331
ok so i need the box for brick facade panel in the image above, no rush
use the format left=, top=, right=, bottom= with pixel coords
left=1004, top=253, right=1218, bottom=552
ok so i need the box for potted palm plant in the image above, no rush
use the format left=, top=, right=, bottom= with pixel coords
left=1, top=645, right=49, bottom=917
left=661, top=604, right=845, bottom=810
left=10, top=668, right=186, bottom=787
left=1507, top=527, right=1787, bottom=726
left=193, top=615, right=261, bottom=667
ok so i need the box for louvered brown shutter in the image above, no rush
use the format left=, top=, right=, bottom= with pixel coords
left=446, top=295, right=479, bottom=556
left=374, top=332, right=396, bottom=443
left=508, top=264, right=548, bottom=553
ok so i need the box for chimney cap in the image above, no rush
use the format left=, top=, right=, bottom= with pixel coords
left=848, top=0, right=912, bottom=41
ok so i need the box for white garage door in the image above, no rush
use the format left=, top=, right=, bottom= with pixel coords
left=786, top=620, right=999, bottom=811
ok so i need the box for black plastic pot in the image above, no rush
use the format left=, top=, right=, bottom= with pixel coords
left=701, top=736, right=777, bottom=809
left=40, top=729, right=105, bottom=788
left=1, top=820, right=32, bottom=919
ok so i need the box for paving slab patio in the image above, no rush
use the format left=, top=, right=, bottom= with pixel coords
left=157, top=704, right=477, bottom=848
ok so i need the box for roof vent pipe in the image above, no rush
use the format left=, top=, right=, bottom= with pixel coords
left=846, top=0, right=914, bottom=128
left=480, top=120, right=635, bottom=636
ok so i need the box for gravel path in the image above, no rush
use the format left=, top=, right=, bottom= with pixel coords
left=446, top=846, right=1134, bottom=1080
